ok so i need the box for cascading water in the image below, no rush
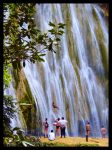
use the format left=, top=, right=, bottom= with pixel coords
left=7, top=4, right=108, bottom=137
left=4, top=82, right=24, bottom=130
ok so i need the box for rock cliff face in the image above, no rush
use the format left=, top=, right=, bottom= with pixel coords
left=12, top=66, right=39, bottom=134
left=99, top=4, right=108, bottom=17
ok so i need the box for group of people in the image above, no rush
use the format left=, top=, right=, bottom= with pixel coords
left=43, top=102, right=107, bottom=140
left=43, top=117, right=67, bottom=141
left=43, top=118, right=106, bottom=141
left=85, top=122, right=107, bottom=139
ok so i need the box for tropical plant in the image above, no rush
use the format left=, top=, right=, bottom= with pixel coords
left=3, top=95, right=16, bottom=137
left=3, top=64, right=12, bottom=89
left=3, top=3, right=65, bottom=68
left=4, top=127, right=35, bottom=147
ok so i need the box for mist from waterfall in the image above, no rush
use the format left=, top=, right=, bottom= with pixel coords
left=8, top=4, right=108, bottom=137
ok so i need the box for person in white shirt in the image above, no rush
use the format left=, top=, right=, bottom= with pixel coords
left=48, top=130, right=55, bottom=141
left=58, top=117, right=67, bottom=138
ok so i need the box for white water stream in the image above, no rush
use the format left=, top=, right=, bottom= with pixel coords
left=7, top=4, right=108, bottom=137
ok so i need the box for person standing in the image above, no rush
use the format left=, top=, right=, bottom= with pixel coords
left=53, top=118, right=61, bottom=137
left=101, top=126, right=106, bottom=138
left=86, top=122, right=91, bottom=136
left=58, top=117, right=67, bottom=138
left=48, top=130, right=55, bottom=141
left=85, top=122, right=91, bottom=142
left=56, top=118, right=61, bottom=137
left=43, top=118, right=49, bottom=138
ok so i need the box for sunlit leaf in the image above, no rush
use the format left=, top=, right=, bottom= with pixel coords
left=19, top=103, right=32, bottom=106
left=39, top=53, right=46, bottom=56
left=22, top=141, right=34, bottom=147
left=37, top=57, right=45, bottom=62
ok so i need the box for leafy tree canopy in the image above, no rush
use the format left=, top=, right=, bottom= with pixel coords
left=3, top=3, right=65, bottom=68
left=4, top=64, right=12, bottom=89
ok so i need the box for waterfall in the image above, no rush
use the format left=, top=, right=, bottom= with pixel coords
left=4, top=82, right=25, bottom=130
left=7, top=4, right=108, bottom=137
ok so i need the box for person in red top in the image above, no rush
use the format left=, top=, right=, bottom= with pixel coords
left=56, top=118, right=61, bottom=136
left=54, top=118, right=61, bottom=137
left=86, top=122, right=91, bottom=136
left=43, top=118, right=49, bottom=138
left=101, top=126, right=106, bottom=138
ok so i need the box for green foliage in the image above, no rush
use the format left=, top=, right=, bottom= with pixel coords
left=4, top=128, right=35, bottom=147
left=3, top=64, right=12, bottom=89
left=25, top=136, right=42, bottom=147
left=3, top=64, right=15, bottom=139
left=3, top=95, right=16, bottom=135
left=48, top=22, right=65, bottom=35
left=3, top=3, right=65, bottom=68
left=3, top=124, right=13, bottom=138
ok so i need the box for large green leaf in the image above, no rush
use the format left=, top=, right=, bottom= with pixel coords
left=37, top=57, right=45, bottom=62
left=55, top=38, right=61, bottom=41
left=58, top=23, right=66, bottom=29
left=39, top=53, right=46, bottom=57
left=13, top=127, right=21, bottom=131
left=49, top=22, right=55, bottom=27
left=48, top=29, right=55, bottom=34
